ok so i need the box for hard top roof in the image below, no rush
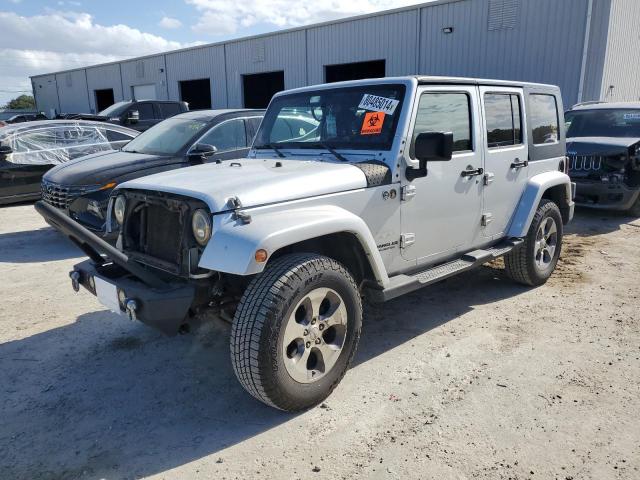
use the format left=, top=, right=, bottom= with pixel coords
left=569, top=101, right=640, bottom=111
left=276, top=75, right=560, bottom=96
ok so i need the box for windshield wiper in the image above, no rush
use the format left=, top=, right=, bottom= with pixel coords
left=306, top=142, right=348, bottom=162
left=256, top=143, right=286, bottom=158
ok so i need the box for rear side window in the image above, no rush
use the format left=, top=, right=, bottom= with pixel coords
left=411, top=92, right=472, bottom=155
left=159, top=103, right=182, bottom=118
left=529, top=94, right=559, bottom=144
left=484, top=93, right=522, bottom=148
left=104, top=129, right=133, bottom=142
left=136, top=103, right=155, bottom=120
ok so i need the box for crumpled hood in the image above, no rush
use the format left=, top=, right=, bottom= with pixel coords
left=117, top=158, right=369, bottom=212
left=567, top=136, right=640, bottom=155
left=44, top=150, right=184, bottom=186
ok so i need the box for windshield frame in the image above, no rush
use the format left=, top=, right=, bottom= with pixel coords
left=121, top=117, right=210, bottom=156
left=253, top=83, right=407, bottom=152
left=565, top=108, right=640, bottom=139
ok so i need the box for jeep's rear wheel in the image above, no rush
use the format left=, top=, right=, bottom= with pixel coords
left=504, top=199, right=563, bottom=286
left=230, top=253, right=362, bottom=411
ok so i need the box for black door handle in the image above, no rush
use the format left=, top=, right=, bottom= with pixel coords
left=461, top=167, right=484, bottom=178
left=511, top=158, right=529, bottom=169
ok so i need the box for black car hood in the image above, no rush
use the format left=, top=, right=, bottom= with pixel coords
left=44, top=150, right=186, bottom=186
left=566, top=136, right=640, bottom=155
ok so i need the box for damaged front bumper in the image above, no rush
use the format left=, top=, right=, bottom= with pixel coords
left=35, top=201, right=196, bottom=335
left=573, top=180, right=640, bottom=211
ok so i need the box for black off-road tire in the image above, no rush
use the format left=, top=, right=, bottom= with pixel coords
left=230, top=253, right=362, bottom=411
left=504, top=199, right=563, bottom=287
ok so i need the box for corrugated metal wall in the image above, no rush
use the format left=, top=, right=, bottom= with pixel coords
left=418, top=0, right=589, bottom=105
left=224, top=30, right=307, bottom=107
left=599, top=0, right=640, bottom=102
left=581, top=0, right=613, bottom=104
left=31, top=74, right=59, bottom=118
left=165, top=45, right=227, bottom=107
left=32, top=0, right=636, bottom=115
left=55, top=69, right=90, bottom=114
left=85, top=64, right=124, bottom=113
left=306, top=9, right=419, bottom=85
left=120, top=55, right=168, bottom=101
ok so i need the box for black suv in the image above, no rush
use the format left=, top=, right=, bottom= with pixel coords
left=60, top=100, right=189, bottom=132
left=565, top=102, right=640, bottom=215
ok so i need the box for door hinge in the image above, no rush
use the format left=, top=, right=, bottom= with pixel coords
left=481, top=213, right=493, bottom=227
left=400, top=233, right=415, bottom=248
left=401, top=185, right=417, bottom=201
left=483, top=172, right=495, bottom=186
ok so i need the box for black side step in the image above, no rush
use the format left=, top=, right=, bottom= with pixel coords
left=368, top=239, right=523, bottom=302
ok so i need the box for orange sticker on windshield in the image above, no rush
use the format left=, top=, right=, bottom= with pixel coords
left=361, top=112, right=385, bottom=135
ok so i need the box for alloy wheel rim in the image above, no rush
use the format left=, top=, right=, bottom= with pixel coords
left=534, top=216, right=558, bottom=271
left=282, top=287, right=348, bottom=384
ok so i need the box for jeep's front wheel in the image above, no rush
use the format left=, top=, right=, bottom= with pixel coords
left=230, top=253, right=362, bottom=411
left=504, top=199, right=563, bottom=286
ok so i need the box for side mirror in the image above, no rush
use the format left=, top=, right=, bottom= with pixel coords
left=188, top=144, right=217, bottom=162
left=406, top=132, right=454, bottom=181
left=126, top=110, right=140, bottom=124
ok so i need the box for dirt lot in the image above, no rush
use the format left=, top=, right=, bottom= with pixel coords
left=1, top=203, right=639, bottom=480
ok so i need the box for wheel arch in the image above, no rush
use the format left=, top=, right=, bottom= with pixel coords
left=508, top=171, right=574, bottom=238
left=199, top=205, right=390, bottom=287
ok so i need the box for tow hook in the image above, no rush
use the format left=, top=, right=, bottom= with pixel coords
left=125, top=299, right=138, bottom=322
left=70, top=271, right=80, bottom=292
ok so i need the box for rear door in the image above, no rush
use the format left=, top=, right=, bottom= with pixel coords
left=479, top=87, right=528, bottom=238
left=134, top=103, right=157, bottom=131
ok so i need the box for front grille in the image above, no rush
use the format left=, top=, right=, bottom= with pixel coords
left=41, top=180, right=100, bottom=209
left=144, top=204, right=182, bottom=264
left=568, top=155, right=603, bottom=172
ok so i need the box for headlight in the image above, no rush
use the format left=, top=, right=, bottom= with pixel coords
left=113, top=195, right=126, bottom=225
left=192, top=209, right=212, bottom=246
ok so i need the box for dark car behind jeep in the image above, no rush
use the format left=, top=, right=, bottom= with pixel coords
left=59, top=100, right=188, bottom=132
left=565, top=102, right=640, bottom=215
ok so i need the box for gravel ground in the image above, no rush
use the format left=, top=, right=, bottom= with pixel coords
left=0, top=203, right=639, bottom=480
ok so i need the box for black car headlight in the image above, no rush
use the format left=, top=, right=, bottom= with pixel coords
left=191, top=209, right=212, bottom=246
left=113, top=195, right=126, bottom=225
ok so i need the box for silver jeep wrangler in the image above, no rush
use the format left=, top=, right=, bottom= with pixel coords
left=37, top=76, right=575, bottom=411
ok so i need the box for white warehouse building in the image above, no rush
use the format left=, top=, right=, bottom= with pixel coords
left=31, top=0, right=640, bottom=118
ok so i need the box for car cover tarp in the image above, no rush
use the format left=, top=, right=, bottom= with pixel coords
left=0, top=124, right=113, bottom=166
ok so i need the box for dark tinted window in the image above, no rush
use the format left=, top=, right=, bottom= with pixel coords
left=485, top=93, right=523, bottom=148
left=136, top=103, right=155, bottom=120
left=199, top=119, right=247, bottom=153
left=411, top=92, right=472, bottom=155
left=530, top=94, right=559, bottom=144
left=104, top=129, right=133, bottom=142
left=565, top=109, right=640, bottom=138
left=159, top=103, right=182, bottom=118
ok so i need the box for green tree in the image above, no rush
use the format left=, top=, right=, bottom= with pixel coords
left=4, top=95, right=36, bottom=110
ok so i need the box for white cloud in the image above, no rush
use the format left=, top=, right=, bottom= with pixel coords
left=0, top=10, right=194, bottom=105
left=187, top=0, right=425, bottom=35
left=159, top=16, right=182, bottom=29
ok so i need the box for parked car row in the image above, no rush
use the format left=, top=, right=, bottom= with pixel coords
left=4, top=74, right=637, bottom=412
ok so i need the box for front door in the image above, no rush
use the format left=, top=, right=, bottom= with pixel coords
left=479, top=87, right=529, bottom=238
left=400, top=86, right=484, bottom=266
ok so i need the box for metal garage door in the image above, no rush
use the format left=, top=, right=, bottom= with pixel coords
left=132, top=84, right=156, bottom=100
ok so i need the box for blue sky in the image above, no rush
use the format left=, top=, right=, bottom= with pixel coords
left=0, top=0, right=425, bottom=106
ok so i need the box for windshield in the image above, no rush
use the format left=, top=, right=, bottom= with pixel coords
left=566, top=109, right=640, bottom=138
left=98, top=101, right=132, bottom=117
left=254, top=84, right=406, bottom=151
left=122, top=118, right=208, bottom=156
